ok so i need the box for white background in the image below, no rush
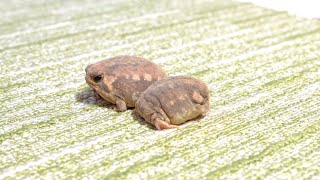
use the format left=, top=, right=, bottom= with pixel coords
left=239, top=0, right=320, bottom=19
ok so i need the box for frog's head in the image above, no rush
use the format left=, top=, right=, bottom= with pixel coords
left=85, top=62, right=116, bottom=103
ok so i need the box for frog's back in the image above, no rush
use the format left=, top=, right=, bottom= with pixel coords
left=101, top=56, right=164, bottom=77
left=103, top=56, right=167, bottom=106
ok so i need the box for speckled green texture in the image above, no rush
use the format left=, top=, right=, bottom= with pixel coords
left=1, top=0, right=320, bottom=179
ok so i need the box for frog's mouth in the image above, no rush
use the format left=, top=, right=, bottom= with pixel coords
left=86, top=82, right=107, bottom=101
left=92, top=89, right=102, bottom=99
left=94, top=87, right=117, bottom=104
left=85, top=75, right=116, bottom=104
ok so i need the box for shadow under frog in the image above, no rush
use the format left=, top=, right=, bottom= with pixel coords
left=75, top=87, right=114, bottom=109
left=76, top=87, right=159, bottom=129
left=76, top=87, right=207, bottom=130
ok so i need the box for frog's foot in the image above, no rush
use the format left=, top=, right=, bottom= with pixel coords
left=154, top=118, right=178, bottom=130
left=116, top=99, right=127, bottom=112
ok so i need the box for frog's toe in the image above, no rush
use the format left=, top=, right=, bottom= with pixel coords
left=154, top=118, right=178, bottom=130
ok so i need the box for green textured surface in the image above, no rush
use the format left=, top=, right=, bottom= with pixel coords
left=1, top=0, right=320, bottom=179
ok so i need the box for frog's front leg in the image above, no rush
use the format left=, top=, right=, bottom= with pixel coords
left=115, top=98, right=127, bottom=112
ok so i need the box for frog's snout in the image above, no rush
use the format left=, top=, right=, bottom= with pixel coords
left=85, top=74, right=90, bottom=84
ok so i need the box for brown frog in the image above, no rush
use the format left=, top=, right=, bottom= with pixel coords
left=85, top=55, right=167, bottom=111
left=135, top=76, right=210, bottom=130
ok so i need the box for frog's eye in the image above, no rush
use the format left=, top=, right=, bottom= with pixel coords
left=93, top=75, right=102, bottom=82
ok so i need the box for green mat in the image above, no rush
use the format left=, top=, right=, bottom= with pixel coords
left=1, top=0, right=320, bottom=179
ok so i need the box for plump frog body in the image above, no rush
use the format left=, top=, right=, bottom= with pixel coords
left=85, top=55, right=167, bottom=111
left=136, top=76, right=210, bottom=130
